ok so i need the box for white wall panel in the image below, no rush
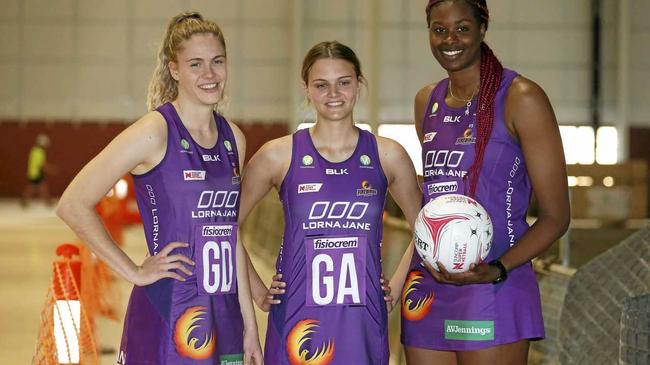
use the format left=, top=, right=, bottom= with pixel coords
left=21, top=64, right=75, bottom=118
left=0, top=0, right=647, bottom=131
left=23, top=0, right=74, bottom=20
left=0, top=64, right=20, bottom=117
left=189, top=0, right=239, bottom=22
left=23, top=23, right=74, bottom=60
left=79, top=0, right=128, bottom=20
left=0, top=23, right=20, bottom=59
left=242, top=26, right=289, bottom=61
left=243, top=0, right=290, bottom=22
left=78, top=24, right=127, bottom=61
left=0, top=0, right=20, bottom=19
left=133, top=0, right=187, bottom=21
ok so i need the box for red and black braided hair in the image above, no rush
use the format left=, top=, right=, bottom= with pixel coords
left=426, top=0, right=503, bottom=198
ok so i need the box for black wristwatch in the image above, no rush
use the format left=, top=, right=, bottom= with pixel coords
left=488, top=259, right=508, bottom=284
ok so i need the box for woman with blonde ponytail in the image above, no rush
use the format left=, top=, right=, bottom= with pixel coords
left=57, top=12, right=263, bottom=364
left=389, top=1, right=570, bottom=364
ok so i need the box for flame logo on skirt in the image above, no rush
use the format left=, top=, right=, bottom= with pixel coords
left=401, top=270, right=434, bottom=321
left=173, top=306, right=216, bottom=359
left=286, top=319, right=335, bottom=365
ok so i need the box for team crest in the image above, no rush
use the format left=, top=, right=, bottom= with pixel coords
left=455, top=128, right=476, bottom=145
left=223, top=140, right=232, bottom=152
left=359, top=155, right=371, bottom=166
left=232, top=167, right=240, bottom=185
left=173, top=306, right=216, bottom=359
left=401, top=270, right=434, bottom=321
left=287, top=319, right=334, bottom=365
left=356, top=180, right=378, bottom=197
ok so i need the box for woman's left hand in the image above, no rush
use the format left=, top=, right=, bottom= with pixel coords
left=380, top=273, right=394, bottom=312
left=421, top=261, right=499, bottom=285
left=243, top=330, right=263, bottom=365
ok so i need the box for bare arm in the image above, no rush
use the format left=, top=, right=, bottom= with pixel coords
left=414, top=84, right=435, bottom=143
left=227, top=121, right=263, bottom=362
left=387, top=84, right=434, bottom=304
left=56, top=112, right=193, bottom=285
left=239, top=136, right=292, bottom=310
left=499, top=77, right=570, bottom=271
left=377, top=137, right=422, bottom=307
left=427, top=77, right=570, bottom=284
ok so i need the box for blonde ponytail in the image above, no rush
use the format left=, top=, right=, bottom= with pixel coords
left=146, top=12, right=226, bottom=111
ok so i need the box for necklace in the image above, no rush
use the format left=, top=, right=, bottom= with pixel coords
left=448, top=80, right=478, bottom=116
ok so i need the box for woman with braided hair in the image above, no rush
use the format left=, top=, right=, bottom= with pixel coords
left=390, top=1, right=570, bottom=363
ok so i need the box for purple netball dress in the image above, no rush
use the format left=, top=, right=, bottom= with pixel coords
left=118, top=102, right=244, bottom=364
left=401, top=69, right=545, bottom=351
left=264, top=128, right=389, bottom=365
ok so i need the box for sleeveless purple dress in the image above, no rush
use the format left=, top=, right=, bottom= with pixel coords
left=118, top=102, right=244, bottom=364
left=264, top=128, right=390, bottom=364
left=401, top=69, right=545, bottom=351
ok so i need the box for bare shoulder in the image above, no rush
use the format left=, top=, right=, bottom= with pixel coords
left=505, top=75, right=556, bottom=137
left=225, top=118, right=245, bottom=141
left=376, top=135, right=406, bottom=156
left=130, top=110, right=167, bottom=143
left=507, top=76, right=551, bottom=109
left=375, top=135, right=410, bottom=170
left=250, top=134, right=293, bottom=166
left=415, top=83, right=437, bottom=105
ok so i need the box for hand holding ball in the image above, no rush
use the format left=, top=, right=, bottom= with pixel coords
left=414, top=194, right=493, bottom=273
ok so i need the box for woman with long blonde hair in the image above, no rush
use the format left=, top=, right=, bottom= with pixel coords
left=57, top=12, right=262, bottom=364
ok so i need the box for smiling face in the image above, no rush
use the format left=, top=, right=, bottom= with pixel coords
left=168, top=33, right=226, bottom=106
left=428, top=0, right=485, bottom=73
left=304, top=58, right=360, bottom=124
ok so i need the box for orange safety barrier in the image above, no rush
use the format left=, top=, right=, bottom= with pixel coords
left=32, top=243, right=98, bottom=365
left=96, top=175, right=142, bottom=246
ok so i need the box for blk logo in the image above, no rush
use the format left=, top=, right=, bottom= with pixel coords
left=202, top=154, right=221, bottom=162
left=325, top=168, right=348, bottom=175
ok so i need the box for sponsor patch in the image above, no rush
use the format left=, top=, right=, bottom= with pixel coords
left=298, top=183, right=323, bottom=193
left=201, top=224, right=233, bottom=237
left=223, top=140, right=232, bottom=152
left=301, top=154, right=314, bottom=167
left=444, top=320, right=494, bottom=341
left=183, top=170, right=206, bottom=181
left=181, top=138, right=190, bottom=150
left=429, top=102, right=439, bottom=116
left=423, top=132, right=437, bottom=143
left=427, top=181, right=458, bottom=195
left=180, top=138, right=192, bottom=154
left=220, top=354, right=244, bottom=365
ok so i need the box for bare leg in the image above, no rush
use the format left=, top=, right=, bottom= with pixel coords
left=405, top=346, right=457, bottom=365
left=457, top=340, right=529, bottom=365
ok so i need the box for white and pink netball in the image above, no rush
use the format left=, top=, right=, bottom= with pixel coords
left=414, top=194, right=493, bottom=273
